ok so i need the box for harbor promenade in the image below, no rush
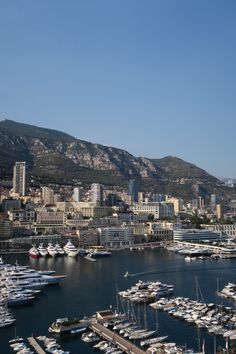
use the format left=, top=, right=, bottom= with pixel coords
left=90, top=322, right=146, bottom=354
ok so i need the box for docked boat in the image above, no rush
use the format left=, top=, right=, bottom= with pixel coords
left=81, top=332, right=100, bottom=343
left=48, top=317, right=89, bottom=334
left=0, top=301, right=16, bottom=328
left=55, top=243, right=65, bottom=256
left=28, top=246, right=40, bottom=259
left=140, top=335, right=168, bottom=347
left=5, top=293, right=35, bottom=307
left=70, top=327, right=87, bottom=334
left=63, top=240, right=78, bottom=257
left=47, top=243, right=58, bottom=257
left=129, top=330, right=157, bottom=340
left=88, top=249, right=111, bottom=257
left=37, top=244, right=48, bottom=257
left=9, top=337, right=24, bottom=344
left=119, top=280, right=174, bottom=303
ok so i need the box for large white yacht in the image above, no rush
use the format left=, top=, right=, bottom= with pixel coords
left=37, top=244, right=48, bottom=257
left=47, top=243, right=58, bottom=257
left=63, top=240, right=78, bottom=257
left=55, top=243, right=65, bottom=256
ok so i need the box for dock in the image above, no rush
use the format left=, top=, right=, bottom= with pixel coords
left=27, top=337, right=46, bottom=354
left=90, top=322, right=146, bottom=354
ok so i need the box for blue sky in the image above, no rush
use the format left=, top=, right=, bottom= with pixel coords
left=0, top=0, right=235, bottom=177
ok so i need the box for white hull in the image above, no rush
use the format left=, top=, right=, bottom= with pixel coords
left=57, top=250, right=65, bottom=256
left=63, top=240, right=78, bottom=257
left=67, top=251, right=78, bottom=258
left=48, top=250, right=58, bottom=257
left=39, top=251, right=48, bottom=257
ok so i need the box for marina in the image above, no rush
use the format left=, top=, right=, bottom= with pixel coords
left=2, top=248, right=236, bottom=353
left=150, top=296, right=236, bottom=338
left=0, top=256, right=66, bottom=328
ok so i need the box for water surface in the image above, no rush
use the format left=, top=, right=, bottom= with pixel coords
left=1, top=248, right=236, bottom=353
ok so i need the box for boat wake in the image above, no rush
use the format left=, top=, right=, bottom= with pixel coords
left=125, top=264, right=236, bottom=278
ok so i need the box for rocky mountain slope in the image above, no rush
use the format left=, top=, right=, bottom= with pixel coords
left=0, top=119, right=231, bottom=200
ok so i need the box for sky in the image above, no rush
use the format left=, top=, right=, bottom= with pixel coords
left=0, top=0, right=235, bottom=177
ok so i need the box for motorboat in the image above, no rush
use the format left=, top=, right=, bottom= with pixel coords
left=88, top=249, right=111, bottom=257
left=63, top=240, right=78, bottom=257
left=55, top=243, right=65, bottom=256
left=37, top=244, right=48, bottom=257
left=47, top=243, right=58, bottom=257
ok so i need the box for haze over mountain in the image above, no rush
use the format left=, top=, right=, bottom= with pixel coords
left=0, top=119, right=233, bottom=200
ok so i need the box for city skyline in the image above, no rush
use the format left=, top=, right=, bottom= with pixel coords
left=0, top=1, right=235, bottom=177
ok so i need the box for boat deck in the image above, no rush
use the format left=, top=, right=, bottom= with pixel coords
left=90, top=322, right=146, bottom=354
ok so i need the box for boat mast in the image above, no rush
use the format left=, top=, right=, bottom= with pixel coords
left=144, top=302, right=147, bottom=330
left=195, top=276, right=199, bottom=302
left=156, top=308, right=159, bottom=333
left=115, top=284, right=119, bottom=314
left=214, top=335, right=216, bottom=354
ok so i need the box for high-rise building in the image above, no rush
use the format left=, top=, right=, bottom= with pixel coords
left=73, top=187, right=82, bottom=202
left=91, top=183, right=103, bottom=206
left=42, top=187, right=54, bottom=206
left=198, top=196, right=204, bottom=209
left=210, top=194, right=217, bottom=212
left=128, top=179, right=139, bottom=203
left=13, top=161, right=26, bottom=196
left=216, top=204, right=222, bottom=220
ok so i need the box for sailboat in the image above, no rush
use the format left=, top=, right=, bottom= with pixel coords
left=9, top=326, right=24, bottom=344
left=140, top=307, right=168, bottom=347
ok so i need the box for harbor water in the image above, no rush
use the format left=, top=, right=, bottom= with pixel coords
left=1, top=248, right=236, bottom=353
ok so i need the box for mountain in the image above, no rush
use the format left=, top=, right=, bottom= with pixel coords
left=0, top=119, right=233, bottom=200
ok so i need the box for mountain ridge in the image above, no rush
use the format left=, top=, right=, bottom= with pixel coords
left=0, top=119, right=232, bottom=200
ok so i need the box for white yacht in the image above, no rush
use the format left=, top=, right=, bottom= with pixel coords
left=63, top=240, right=78, bottom=257
left=47, top=243, right=58, bottom=257
left=37, top=244, right=48, bottom=257
left=55, top=243, right=65, bottom=256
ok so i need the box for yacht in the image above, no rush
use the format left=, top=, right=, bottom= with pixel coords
left=63, top=240, right=78, bottom=257
left=0, top=301, right=16, bottom=328
left=55, top=243, right=65, bottom=256
left=89, top=249, right=111, bottom=257
left=37, top=244, right=48, bottom=257
left=47, top=243, right=58, bottom=257
left=28, top=246, right=40, bottom=259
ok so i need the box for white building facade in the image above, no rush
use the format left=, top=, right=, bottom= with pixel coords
left=98, top=226, right=134, bottom=247
left=131, top=202, right=174, bottom=220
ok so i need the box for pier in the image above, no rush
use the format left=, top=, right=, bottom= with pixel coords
left=90, top=322, right=146, bottom=354
left=27, top=337, right=46, bottom=354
